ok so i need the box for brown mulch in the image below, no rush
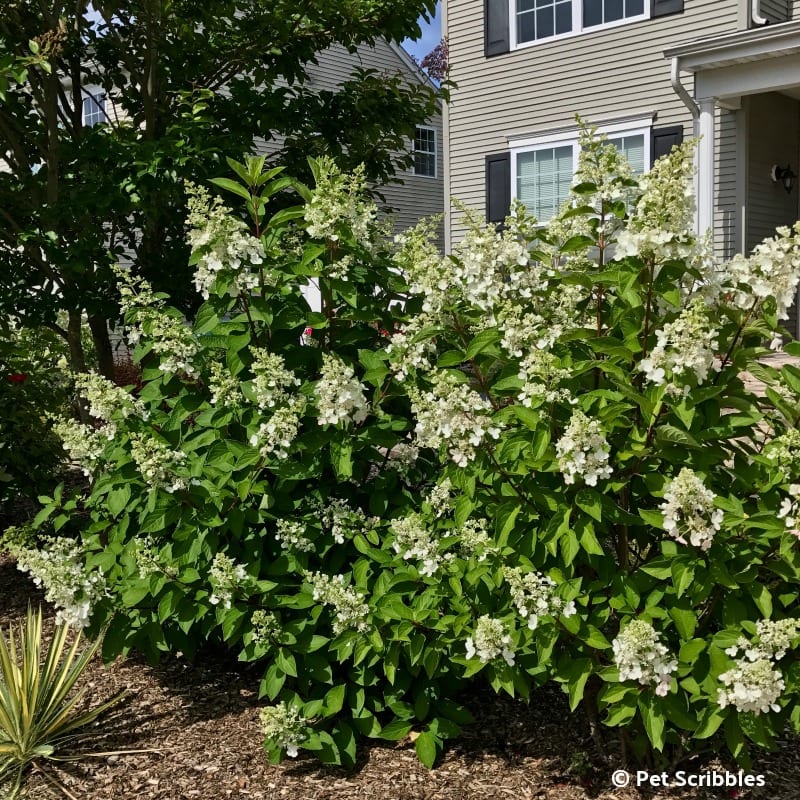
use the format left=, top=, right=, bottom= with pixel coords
left=1, top=552, right=799, bottom=800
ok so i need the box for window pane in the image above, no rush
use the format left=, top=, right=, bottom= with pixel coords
left=518, top=10, right=536, bottom=42
left=607, top=134, right=645, bottom=174
left=518, top=0, right=536, bottom=10
left=606, top=0, right=624, bottom=22
left=517, top=145, right=573, bottom=223
left=627, top=0, right=644, bottom=14
left=536, top=6, right=554, bottom=38
left=583, top=0, right=602, bottom=26
left=555, top=0, right=572, bottom=33
left=83, top=93, right=105, bottom=127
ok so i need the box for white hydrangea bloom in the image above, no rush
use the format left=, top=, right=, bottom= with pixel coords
left=725, top=619, right=799, bottom=663
left=114, top=267, right=201, bottom=378
left=391, top=513, right=441, bottom=577
left=306, top=571, right=370, bottom=635
left=503, top=567, right=576, bottom=630
left=251, top=610, right=281, bottom=648
left=13, top=537, right=107, bottom=629
left=724, top=222, right=800, bottom=319
left=314, top=353, right=369, bottom=427
left=425, top=479, right=453, bottom=518
left=777, top=484, right=800, bottom=539
left=133, top=535, right=162, bottom=579
left=394, top=218, right=450, bottom=314
left=659, top=468, right=723, bottom=551
left=517, top=348, right=573, bottom=407
left=313, top=497, right=376, bottom=544
left=555, top=410, right=612, bottom=486
left=305, top=157, right=376, bottom=250
left=764, top=428, right=800, bottom=473
left=465, top=616, right=515, bottom=666
left=410, top=371, right=502, bottom=467
left=458, top=518, right=496, bottom=561
left=386, top=442, right=419, bottom=477
left=208, top=552, right=248, bottom=609
left=207, top=360, right=243, bottom=408
left=274, top=519, right=314, bottom=553
left=613, top=139, right=697, bottom=263
left=249, top=396, right=306, bottom=460
left=129, top=433, right=188, bottom=493
left=186, top=183, right=266, bottom=301
left=612, top=619, right=677, bottom=697
left=717, top=659, right=784, bottom=715
left=259, top=702, right=307, bottom=758
left=74, top=372, right=147, bottom=433
left=51, top=418, right=112, bottom=477
left=639, top=300, right=721, bottom=388
left=386, top=317, right=437, bottom=381
left=250, top=349, right=301, bottom=410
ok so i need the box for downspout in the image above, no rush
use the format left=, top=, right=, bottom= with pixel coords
left=751, top=0, right=768, bottom=26
left=670, top=57, right=699, bottom=120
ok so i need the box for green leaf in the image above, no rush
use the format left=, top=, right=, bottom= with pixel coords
left=669, top=607, right=697, bottom=640
left=209, top=177, right=253, bottom=201
left=107, top=485, right=131, bottom=517
left=465, top=328, right=501, bottom=359
left=415, top=730, right=439, bottom=768
left=694, top=706, right=726, bottom=739
left=639, top=694, right=665, bottom=751
left=378, top=719, right=413, bottom=741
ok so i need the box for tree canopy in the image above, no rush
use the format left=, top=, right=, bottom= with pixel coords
left=0, top=0, right=440, bottom=375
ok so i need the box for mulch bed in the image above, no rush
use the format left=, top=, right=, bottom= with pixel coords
left=1, top=551, right=799, bottom=800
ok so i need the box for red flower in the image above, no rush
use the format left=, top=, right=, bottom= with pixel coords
left=7, top=373, right=28, bottom=384
left=303, top=327, right=313, bottom=337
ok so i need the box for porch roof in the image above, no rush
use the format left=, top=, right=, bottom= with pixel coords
left=664, top=19, right=800, bottom=73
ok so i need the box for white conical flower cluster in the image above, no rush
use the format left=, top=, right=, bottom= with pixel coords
left=555, top=410, right=612, bottom=486
left=659, top=467, right=723, bottom=551
left=612, top=619, right=677, bottom=697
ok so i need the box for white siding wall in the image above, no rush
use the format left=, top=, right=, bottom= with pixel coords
left=445, top=0, right=744, bottom=242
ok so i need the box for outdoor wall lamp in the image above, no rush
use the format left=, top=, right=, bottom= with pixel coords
left=771, top=164, right=797, bottom=194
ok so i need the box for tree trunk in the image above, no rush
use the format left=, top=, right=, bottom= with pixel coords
left=89, top=314, right=115, bottom=380
left=66, top=310, right=89, bottom=423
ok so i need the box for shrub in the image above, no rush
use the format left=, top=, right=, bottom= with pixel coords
left=0, top=319, right=72, bottom=516
left=25, top=139, right=800, bottom=769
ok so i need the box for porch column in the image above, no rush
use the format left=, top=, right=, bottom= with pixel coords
left=697, top=97, right=716, bottom=240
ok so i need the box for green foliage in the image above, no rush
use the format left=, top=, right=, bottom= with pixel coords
left=0, top=1, right=442, bottom=373
left=25, top=140, right=800, bottom=769
left=0, top=319, right=72, bottom=515
left=0, top=607, right=124, bottom=798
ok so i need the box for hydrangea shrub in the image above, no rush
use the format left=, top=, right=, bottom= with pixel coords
left=17, top=138, right=800, bottom=768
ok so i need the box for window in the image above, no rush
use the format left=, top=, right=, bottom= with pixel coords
left=83, top=92, right=106, bottom=127
left=514, top=0, right=649, bottom=46
left=516, top=145, right=574, bottom=223
left=510, top=121, right=650, bottom=222
left=413, top=126, right=437, bottom=178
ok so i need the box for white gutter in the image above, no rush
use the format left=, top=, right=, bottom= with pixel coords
left=751, top=0, right=768, bottom=26
left=670, top=57, right=699, bottom=118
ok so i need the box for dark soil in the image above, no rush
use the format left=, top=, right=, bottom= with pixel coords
left=1, top=551, right=799, bottom=800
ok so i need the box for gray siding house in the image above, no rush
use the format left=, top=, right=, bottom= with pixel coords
left=260, top=39, right=444, bottom=244
left=443, top=0, right=800, bottom=331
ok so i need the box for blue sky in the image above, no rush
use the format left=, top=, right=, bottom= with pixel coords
left=402, top=2, right=442, bottom=61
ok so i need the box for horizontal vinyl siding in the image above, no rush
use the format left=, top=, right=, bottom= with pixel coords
left=446, top=0, right=741, bottom=242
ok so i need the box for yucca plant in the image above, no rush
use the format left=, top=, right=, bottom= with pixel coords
left=0, top=606, right=124, bottom=798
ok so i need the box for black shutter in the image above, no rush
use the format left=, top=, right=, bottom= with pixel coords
left=485, top=0, right=510, bottom=57
left=651, top=125, right=684, bottom=166
left=486, top=152, right=511, bottom=224
left=652, top=0, right=684, bottom=18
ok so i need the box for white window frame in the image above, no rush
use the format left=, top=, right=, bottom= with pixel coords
left=510, top=0, right=650, bottom=50
left=412, top=125, right=437, bottom=179
left=509, top=116, right=653, bottom=223
left=82, top=87, right=106, bottom=127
